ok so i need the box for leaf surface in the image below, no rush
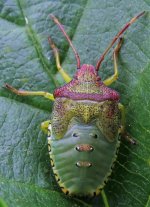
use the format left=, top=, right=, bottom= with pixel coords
left=0, top=0, right=150, bottom=207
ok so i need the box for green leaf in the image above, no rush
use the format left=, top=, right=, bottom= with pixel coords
left=0, top=0, right=150, bottom=207
left=0, top=197, right=8, bottom=207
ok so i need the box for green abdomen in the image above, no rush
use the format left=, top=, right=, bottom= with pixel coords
left=49, top=122, right=120, bottom=196
left=49, top=98, right=120, bottom=196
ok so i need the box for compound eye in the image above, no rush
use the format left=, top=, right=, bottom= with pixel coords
left=72, top=132, right=79, bottom=138
left=90, top=133, right=98, bottom=139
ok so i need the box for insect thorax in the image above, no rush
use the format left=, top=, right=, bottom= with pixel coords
left=51, top=98, right=120, bottom=142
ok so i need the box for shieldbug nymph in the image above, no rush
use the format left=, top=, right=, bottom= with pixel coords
left=5, top=11, right=145, bottom=207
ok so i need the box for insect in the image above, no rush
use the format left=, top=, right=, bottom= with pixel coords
left=5, top=11, right=145, bottom=207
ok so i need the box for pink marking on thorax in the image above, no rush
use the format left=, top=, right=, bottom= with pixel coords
left=54, top=64, right=120, bottom=102
left=74, top=64, right=99, bottom=82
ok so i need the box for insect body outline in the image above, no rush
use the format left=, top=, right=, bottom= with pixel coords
left=5, top=11, right=145, bottom=207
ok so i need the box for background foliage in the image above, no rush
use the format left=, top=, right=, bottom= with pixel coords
left=0, top=0, right=150, bottom=206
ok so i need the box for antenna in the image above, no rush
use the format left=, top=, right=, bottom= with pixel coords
left=50, top=15, right=81, bottom=69
left=96, top=11, right=145, bottom=71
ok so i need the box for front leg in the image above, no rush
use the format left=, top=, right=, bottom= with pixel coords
left=48, top=37, right=72, bottom=83
left=118, top=103, right=136, bottom=145
left=41, top=120, right=51, bottom=135
left=5, top=84, right=54, bottom=101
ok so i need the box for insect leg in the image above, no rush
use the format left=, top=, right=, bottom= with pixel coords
left=118, top=103, right=136, bottom=144
left=103, top=37, right=123, bottom=86
left=118, top=103, right=125, bottom=132
left=41, top=120, right=51, bottom=134
left=48, top=37, right=71, bottom=83
left=101, top=190, right=110, bottom=207
left=5, top=83, right=54, bottom=101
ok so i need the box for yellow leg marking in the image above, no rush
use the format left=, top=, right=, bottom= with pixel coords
left=41, top=120, right=51, bottom=134
left=5, top=84, right=54, bottom=101
left=48, top=37, right=71, bottom=83
left=118, top=103, right=125, bottom=134
left=118, top=103, right=136, bottom=144
left=103, top=38, right=123, bottom=86
left=101, top=190, right=110, bottom=207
